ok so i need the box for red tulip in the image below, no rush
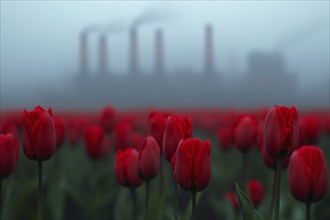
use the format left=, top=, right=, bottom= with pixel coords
left=0, top=121, right=18, bottom=138
left=0, top=133, right=19, bottom=179
left=224, top=192, right=239, bottom=210
left=264, top=105, right=299, bottom=158
left=138, top=136, right=160, bottom=180
left=299, top=115, right=321, bottom=146
left=83, top=125, right=109, bottom=159
left=130, top=132, right=144, bottom=150
left=54, top=117, right=66, bottom=148
left=246, top=180, right=265, bottom=208
left=114, top=120, right=133, bottom=150
left=67, top=117, right=80, bottom=146
left=259, top=142, right=290, bottom=169
left=162, top=115, right=192, bottom=161
left=22, top=106, right=56, bottom=161
left=216, top=127, right=233, bottom=151
left=233, top=114, right=259, bottom=152
left=114, top=148, right=143, bottom=188
left=148, top=111, right=171, bottom=149
left=174, top=138, right=211, bottom=192
left=258, top=129, right=289, bottom=169
left=288, top=146, right=328, bottom=203
left=99, top=106, right=116, bottom=132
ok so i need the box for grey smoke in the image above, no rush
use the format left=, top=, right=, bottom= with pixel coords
left=82, top=24, right=100, bottom=34
left=131, top=6, right=179, bottom=27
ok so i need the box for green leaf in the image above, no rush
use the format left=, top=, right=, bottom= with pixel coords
left=235, top=182, right=264, bottom=220
left=254, top=210, right=264, bottom=220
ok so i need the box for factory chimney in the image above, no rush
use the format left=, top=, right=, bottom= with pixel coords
left=155, top=29, right=164, bottom=74
left=205, top=24, right=214, bottom=74
left=99, top=34, right=108, bottom=75
left=79, top=33, right=88, bottom=75
left=130, top=27, right=138, bottom=74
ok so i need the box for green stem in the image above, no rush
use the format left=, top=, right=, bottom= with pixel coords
left=145, top=181, right=150, bottom=220
left=306, top=201, right=311, bottom=220
left=158, top=157, right=164, bottom=216
left=273, top=159, right=282, bottom=220
left=269, top=168, right=276, bottom=219
left=174, top=181, right=178, bottom=220
left=159, top=157, right=164, bottom=195
left=191, top=191, right=196, bottom=220
left=0, top=179, right=2, bottom=220
left=242, top=152, right=247, bottom=184
left=131, top=188, right=137, bottom=220
left=38, top=161, right=43, bottom=220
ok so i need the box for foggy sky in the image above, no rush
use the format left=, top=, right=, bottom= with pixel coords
left=1, top=1, right=329, bottom=109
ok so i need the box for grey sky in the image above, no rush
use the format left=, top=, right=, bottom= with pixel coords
left=1, top=1, right=329, bottom=93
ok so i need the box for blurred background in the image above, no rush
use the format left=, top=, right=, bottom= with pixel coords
left=1, top=2, right=330, bottom=220
left=1, top=1, right=329, bottom=110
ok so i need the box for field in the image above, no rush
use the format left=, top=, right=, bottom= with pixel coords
left=0, top=108, right=329, bottom=220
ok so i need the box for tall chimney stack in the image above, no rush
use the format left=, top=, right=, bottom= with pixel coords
left=155, top=29, right=164, bottom=74
left=99, top=34, right=108, bottom=74
left=130, top=27, right=138, bottom=74
left=205, top=24, right=214, bottom=74
left=80, top=33, right=88, bottom=75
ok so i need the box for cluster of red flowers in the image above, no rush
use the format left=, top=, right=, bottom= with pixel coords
left=0, top=105, right=328, bottom=219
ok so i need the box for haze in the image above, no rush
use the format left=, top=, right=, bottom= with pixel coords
left=1, top=1, right=329, bottom=110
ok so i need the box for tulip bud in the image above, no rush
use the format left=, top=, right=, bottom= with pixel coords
left=259, top=142, right=290, bottom=169
left=67, top=117, right=80, bottom=146
left=258, top=129, right=289, bottom=169
left=299, top=115, right=321, bottom=146
left=0, top=133, right=19, bottom=179
left=0, top=121, right=18, bottom=138
left=224, top=192, right=239, bottom=210
left=148, top=111, right=171, bottom=149
left=264, top=105, right=299, bottom=158
left=174, top=138, right=211, bottom=192
left=83, top=125, right=109, bottom=159
left=130, top=132, right=144, bottom=150
left=99, top=106, right=116, bottom=132
left=216, top=127, right=233, bottom=151
left=54, top=117, right=66, bottom=148
left=138, top=136, right=160, bottom=180
left=114, top=120, right=133, bottom=150
left=114, top=148, right=143, bottom=188
left=162, top=115, right=192, bottom=161
left=246, top=180, right=265, bottom=208
left=233, top=114, right=259, bottom=152
left=288, top=146, right=328, bottom=203
left=22, top=106, right=56, bottom=161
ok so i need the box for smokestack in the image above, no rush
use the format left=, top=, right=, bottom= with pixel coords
left=205, top=24, right=214, bottom=74
left=130, top=27, right=138, bottom=74
left=79, top=33, right=88, bottom=75
left=99, top=34, right=108, bottom=74
left=155, top=29, right=164, bottom=74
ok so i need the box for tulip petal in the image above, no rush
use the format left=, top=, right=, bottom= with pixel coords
left=32, top=112, right=56, bottom=161
left=139, top=136, right=160, bottom=180
left=289, top=150, right=312, bottom=202
left=114, top=150, right=129, bottom=186
left=127, top=149, right=143, bottom=187
left=312, top=159, right=328, bottom=202
left=194, top=139, right=211, bottom=191
left=175, top=139, right=193, bottom=191
left=0, top=134, right=19, bottom=178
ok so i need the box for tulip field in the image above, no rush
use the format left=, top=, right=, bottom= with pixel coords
left=0, top=106, right=329, bottom=220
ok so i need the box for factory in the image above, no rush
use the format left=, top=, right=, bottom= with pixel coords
left=45, top=23, right=297, bottom=109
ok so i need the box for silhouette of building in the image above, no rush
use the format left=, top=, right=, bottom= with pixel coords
left=43, top=24, right=298, bottom=109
